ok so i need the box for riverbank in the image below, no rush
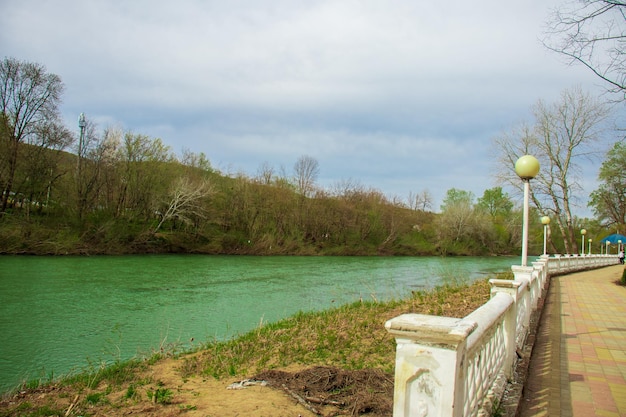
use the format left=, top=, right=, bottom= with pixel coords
left=0, top=278, right=497, bottom=417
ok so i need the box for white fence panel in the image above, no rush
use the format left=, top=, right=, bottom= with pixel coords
left=385, top=254, right=619, bottom=417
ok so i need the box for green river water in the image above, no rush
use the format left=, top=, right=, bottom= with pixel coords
left=0, top=255, right=516, bottom=393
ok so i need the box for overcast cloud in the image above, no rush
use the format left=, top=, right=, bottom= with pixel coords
left=0, top=0, right=611, bottom=213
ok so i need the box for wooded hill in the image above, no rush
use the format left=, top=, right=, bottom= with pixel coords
left=0, top=132, right=527, bottom=256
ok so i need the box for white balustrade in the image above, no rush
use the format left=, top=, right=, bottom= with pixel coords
left=385, top=254, right=619, bottom=417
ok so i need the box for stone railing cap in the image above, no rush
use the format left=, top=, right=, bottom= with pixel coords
left=385, top=314, right=477, bottom=346
left=489, top=278, right=522, bottom=289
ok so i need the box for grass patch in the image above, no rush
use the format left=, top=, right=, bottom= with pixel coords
left=146, top=386, right=173, bottom=404
left=61, top=358, right=145, bottom=390
left=0, top=405, right=64, bottom=417
left=179, top=278, right=491, bottom=379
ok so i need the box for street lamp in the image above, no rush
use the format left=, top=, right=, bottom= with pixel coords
left=515, top=155, right=540, bottom=266
left=541, top=216, right=550, bottom=256
left=580, top=229, right=586, bottom=255
left=588, top=238, right=592, bottom=255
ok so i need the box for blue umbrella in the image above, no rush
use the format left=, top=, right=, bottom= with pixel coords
left=599, top=234, right=626, bottom=244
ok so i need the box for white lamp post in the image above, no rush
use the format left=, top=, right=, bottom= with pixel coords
left=515, top=155, right=540, bottom=266
left=541, top=216, right=550, bottom=256
left=588, top=238, right=592, bottom=255
left=580, top=229, right=586, bottom=255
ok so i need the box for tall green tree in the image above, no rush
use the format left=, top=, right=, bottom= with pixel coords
left=440, top=188, right=475, bottom=212
left=476, top=187, right=513, bottom=218
left=0, top=57, right=67, bottom=213
left=589, top=141, right=626, bottom=229
left=477, top=187, right=517, bottom=253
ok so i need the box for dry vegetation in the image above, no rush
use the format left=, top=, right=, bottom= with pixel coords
left=0, top=278, right=494, bottom=417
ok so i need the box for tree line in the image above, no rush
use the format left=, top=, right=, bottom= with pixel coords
left=0, top=94, right=529, bottom=257
left=0, top=56, right=530, bottom=256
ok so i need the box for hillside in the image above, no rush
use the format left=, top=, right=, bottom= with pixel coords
left=0, top=139, right=524, bottom=256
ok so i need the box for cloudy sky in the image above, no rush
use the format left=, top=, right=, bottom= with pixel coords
left=0, top=0, right=613, bottom=213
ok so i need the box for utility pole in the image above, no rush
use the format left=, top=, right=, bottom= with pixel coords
left=77, top=113, right=86, bottom=219
left=77, top=113, right=85, bottom=172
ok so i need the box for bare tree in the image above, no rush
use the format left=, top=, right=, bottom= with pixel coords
left=493, top=87, right=609, bottom=253
left=75, top=114, right=96, bottom=220
left=0, top=57, right=65, bottom=213
left=10, top=120, right=71, bottom=218
left=293, top=155, right=319, bottom=197
left=115, top=132, right=175, bottom=219
left=74, top=119, right=123, bottom=220
left=180, top=148, right=212, bottom=172
left=256, top=161, right=275, bottom=185
left=331, top=178, right=364, bottom=199
left=544, top=0, right=626, bottom=98
left=153, top=177, right=214, bottom=233
left=408, top=189, right=433, bottom=212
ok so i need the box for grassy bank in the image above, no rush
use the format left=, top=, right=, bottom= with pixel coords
left=0, top=277, right=502, bottom=417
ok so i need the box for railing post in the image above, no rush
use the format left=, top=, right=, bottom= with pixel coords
left=565, top=254, right=573, bottom=272
left=530, top=261, right=545, bottom=309
left=552, top=254, right=562, bottom=274
left=535, top=256, right=549, bottom=289
left=385, top=314, right=476, bottom=417
left=511, top=265, right=533, bottom=333
left=488, top=280, right=521, bottom=377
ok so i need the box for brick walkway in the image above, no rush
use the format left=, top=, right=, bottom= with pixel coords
left=519, top=265, right=626, bottom=417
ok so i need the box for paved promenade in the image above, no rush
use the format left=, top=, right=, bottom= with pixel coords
left=519, top=264, right=626, bottom=417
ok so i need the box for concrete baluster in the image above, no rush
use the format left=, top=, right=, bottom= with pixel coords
left=511, top=265, right=533, bottom=334
left=554, top=254, right=563, bottom=274
left=530, top=261, right=544, bottom=309
left=385, top=314, right=477, bottom=417
left=488, top=279, right=522, bottom=376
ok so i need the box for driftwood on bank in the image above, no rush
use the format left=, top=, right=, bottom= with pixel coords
left=282, top=383, right=321, bottom=415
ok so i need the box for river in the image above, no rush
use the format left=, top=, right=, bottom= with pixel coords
left=0, top=255, right=515, bottom=393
